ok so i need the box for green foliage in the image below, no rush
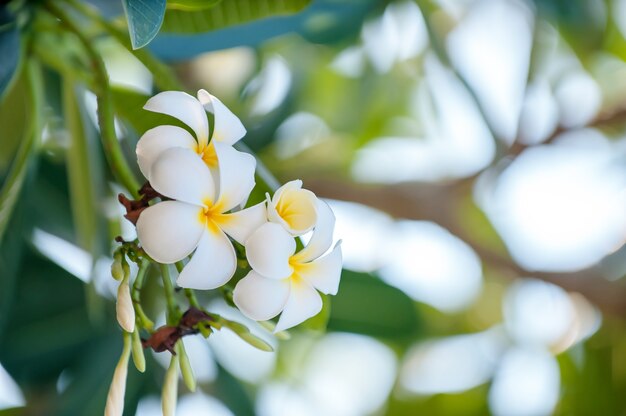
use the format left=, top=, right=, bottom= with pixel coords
left=0, top=62, right=42, bottom=243
left=62, top=80, right=104, bottom=255
left=168, top=0, right=223, bottom=11
left=0, top=10, right=20, bottom=100
left=112, top=86, right=192, bottom=135
left=161, top=0, right=311, bottom=33
left=328, top=271, right=421, bottom=341
left=122, top=0, right=167, bottom=49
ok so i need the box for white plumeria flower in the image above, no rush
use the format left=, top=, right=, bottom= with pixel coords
left=136, top=89, right=246, bottom=179
left=267, top=179, right=318, bottom=236
left=136, top=144, right=267, bottom=290
left=233, top=201, right=342, bottom=332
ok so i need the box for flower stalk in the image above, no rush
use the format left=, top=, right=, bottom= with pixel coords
left=132, top=259, right=154, bottom=330
left=159, top=264, right=181, bottom=325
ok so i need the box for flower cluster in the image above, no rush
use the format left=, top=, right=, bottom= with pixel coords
left=134, top=90, right=342, bottom=331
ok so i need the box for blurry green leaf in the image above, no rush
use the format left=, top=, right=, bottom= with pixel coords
left=63, top=80, right=108, bottom=323
left=533, top=0, right=605, bottom=60
left=328, top=271, right=420, bottom=340
left=161, top=0, right=311, bottom=33
left=0, top=12, right=20, bottom=101
left=112, top=86, right=191, bottom=135
left=167, top=0, right=223, bottom=11
left=122, top=0, right=167, bottom=49
left=0, top=62, right=42, bottom=243
left=62, top=80, right=102, bottom=254
left=0, top=70, right=27, bottom=176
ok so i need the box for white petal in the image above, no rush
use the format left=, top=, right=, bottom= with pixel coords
left=217, top=202, right=268, bottom=245
left=275, top=279, right=323, bottom=332
left=297, top=242, right=343, bottom=295
left=214, top=142, right=256, bottom=212
left=198, top=89, right=246, bottom=145
left=268, top=180, right=318, bottom=236
left=246, top=222, right=295, bottom=279
left=233, top=270, right=290, bottom=321
left=137, top=201, right=204, bottom=263
left=177, top=228, right=237, bottom=290
left=150, top=147, right=215, bottom=205
left=136, top=125, right=197, bottom=179
left=292, top=199, right=336, bottom=263
left=144, top=91, right=209, bottom=147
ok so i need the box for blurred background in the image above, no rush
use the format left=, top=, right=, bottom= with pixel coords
left=2, top=0, right=626, bottom=415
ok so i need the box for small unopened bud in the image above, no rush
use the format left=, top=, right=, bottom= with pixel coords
left=177, top=341, right=196, bottom=392
left=131, top=328, right=145, bottom=373
left=258, top=320, right=290, bottom=340
left=111, top=252, right=124, bottom=281
left=223, top=319, right=274, bottom=352
left=104, top=332, right=131, bottom=416
left=238, top=331, right=274, bottom=352
left=116, top=277, right=135, bottom=333
left=162, top=353, right=179, bottom=416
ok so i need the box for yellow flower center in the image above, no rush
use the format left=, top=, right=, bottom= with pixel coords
left=197, top=199, right=226, bottom=234
left=275, top=189, right=317, bottom=232
left=288, top=257, right=307, bottom=280
left=195, top=141, right=218, bottom=167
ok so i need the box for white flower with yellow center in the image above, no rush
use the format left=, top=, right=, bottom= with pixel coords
left=233, top=201, right=342, bottom=332
left=267, top=180, right=318, bottom=236
left=136, top=144, right=266, bottom=290
left=136, top=89, right=246, bottom=178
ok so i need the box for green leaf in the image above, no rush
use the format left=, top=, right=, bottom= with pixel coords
left=122, top=0, right=167, bottom=49
left=167, top=0, right=223, bottom=11
left=111, top=86, right=191, bottom=135
left=62, top=80, right=103, bottom=254
left=0, top=13, right=20, bottom=101
left=0, top=61, right=42, bottom=243
left=327, top=271, right=421, bottom=340
left=161, top=0, right=311, bottom=34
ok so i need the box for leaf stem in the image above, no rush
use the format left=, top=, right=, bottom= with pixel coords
left=174, top=261, right=201, bottom=309
left=159, top=263, right=180, bottom=325
left=132, top=259, right=154, bottom=330
left=45, top=1, right=141, bottom=198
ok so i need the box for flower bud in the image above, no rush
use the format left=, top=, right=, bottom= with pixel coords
left=223, top=319, right=274, bottom=352
left=104, top=332, right=131, bottom=416
left=116, top=277, right=135, bottom=333
left=162, top=354, right=179, bottom=416
left=131, top=328, right=145, bottom=373
left=111, top=252, right=124, bottom=281
left=176, top=341, right=196, bottom=392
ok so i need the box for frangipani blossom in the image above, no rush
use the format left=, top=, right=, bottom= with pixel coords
left=267, top=180, right=318, bottom=236
left=136, top=89, right=246, bottom=179
left=136, top=144, right=266, bottom=290
left=233, top=201, right=342, bottom=332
